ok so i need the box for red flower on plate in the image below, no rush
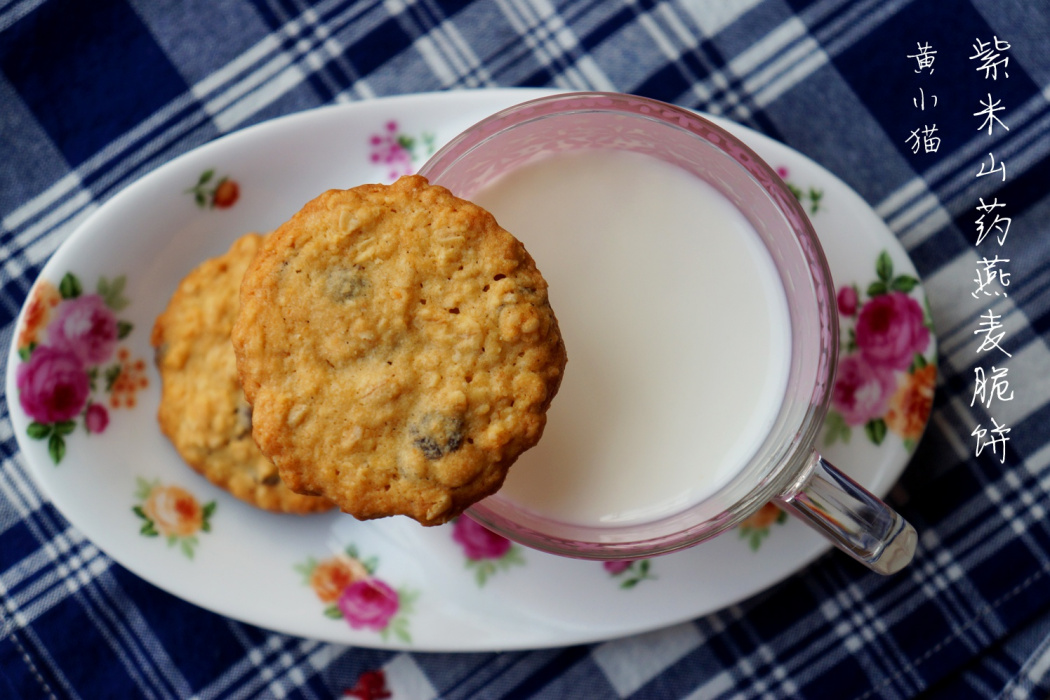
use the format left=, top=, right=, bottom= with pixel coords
left=48, top=293, right=119, bottom=365
left=855, top=291, right=930, bottom=371
left=837, top=285, right=858, bottom=317
left=824, top=250, right=934, bottom=450
left=338, top=579, right=400, bottom=632
left=17, top=345, right=90, bottom=424
left=603, top=560, right=632, bottom=575
left=296, top=545, right=416, bottom=641
left=452, top=516, right=512, bottom=560
left=451, top=517, right=525, bottom=586
left=14, top=272, right=144, bottom=463
left=831, top=354, right=896, bottom=427
left=84, top=403, right=109, bottom=434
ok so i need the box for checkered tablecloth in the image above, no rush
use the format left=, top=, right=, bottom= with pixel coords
left=3, top=1, right=1050, bottom=698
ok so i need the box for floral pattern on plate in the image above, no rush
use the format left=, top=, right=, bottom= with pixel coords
left=296, top=545, right=418, bottom=644
left=369, top=120, right=436, bottom=180
left=14, top=274, right=144, bottom=464
left=186, top=169, right=240, bottom=209
left=451, top=517, right=525, bottom=586
left=777, top=166, right=825, bottom=214
left=133, top=478, right=216, bottom=559
left=604, top=559, right=657, bottom=589
left=738, top=502, right=788, bottom=551
left=825, top=250, right=936, bottom=450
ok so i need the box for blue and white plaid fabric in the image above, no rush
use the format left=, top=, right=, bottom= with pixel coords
left=3, top=1, right=1050, bottom=698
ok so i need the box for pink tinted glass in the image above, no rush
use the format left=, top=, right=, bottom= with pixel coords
left=419, top=92, right=837, bottom=560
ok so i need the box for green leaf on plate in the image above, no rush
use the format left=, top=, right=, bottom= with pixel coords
left=397, top=135, right=416, bottom=154
left=823, top=411, right=851, bottom=446
left=48, top=433, right=66, bottom=464
left=389, top=618, right=412, bottom=644
left=749, top=532, right=763, bottom=552
left=473, top=561, right=495, bottom=587
left=200, top=502, right=216, bottom=532
left=865, top=418, right=888, bottom=446
left=876, top=250, right=893, bottom=282
left=293, top=558, right=318, bottom=583
left=808, top=188, right=825, bottom=214
left=911, top=353, right=928, bottom=372
left=891, top=275, right=918, bottom=293
left=398, top=589, right=419, bottom=614
left=135, top=477, right=156, bottom=501
left=27, top=422, right=52, bottom=440
left=98, top=276, right=130, bottom=311
left=105, top=364, right=122, bottom=392
left=59, top=273, right=82, bottom=300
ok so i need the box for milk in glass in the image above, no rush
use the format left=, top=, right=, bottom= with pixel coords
left=473, top=149, right=791, bottom=527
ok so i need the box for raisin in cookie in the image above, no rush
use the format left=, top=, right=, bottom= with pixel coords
left=232, top=175, right=566, bottom=526
left=152, top=233, right=333, bottom=514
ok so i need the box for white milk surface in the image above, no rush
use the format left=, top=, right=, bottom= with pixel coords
left=473, top=149, right=791, bottom=527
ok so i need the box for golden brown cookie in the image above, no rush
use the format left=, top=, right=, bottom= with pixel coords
left=151, top=233, right=333, bottom=514
left=232, top=175, right=566, bottom=526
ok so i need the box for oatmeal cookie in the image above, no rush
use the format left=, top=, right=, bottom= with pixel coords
left=152, top=233, right=333, bottom=514
left=232, top=175, right=566, bottom=526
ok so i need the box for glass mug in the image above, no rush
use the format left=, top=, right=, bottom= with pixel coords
left=418, top=92, right=917, bottom=575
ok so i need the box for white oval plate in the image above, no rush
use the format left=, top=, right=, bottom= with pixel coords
left=5, top=89, right=936, bottom=651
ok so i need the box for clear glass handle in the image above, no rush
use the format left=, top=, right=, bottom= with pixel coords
left=775, top=452, right=917, bottom=575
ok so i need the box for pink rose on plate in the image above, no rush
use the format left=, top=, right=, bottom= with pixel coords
left=17, top=346, right=90, bottom=423
left=603, top=560, right=632, bottom=575
left=84, top=403, right=109, bottom=433
left=48, top=294, right=119, bottom=365
left=338, top=579, right=399, bottom=631
left=855, top=292, right=929, bottom=371
left=837, top=286, right=858, bottom=317
left=831, top=354, right=896, bottom=426
left=452, top=517, right=512, bottom=560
